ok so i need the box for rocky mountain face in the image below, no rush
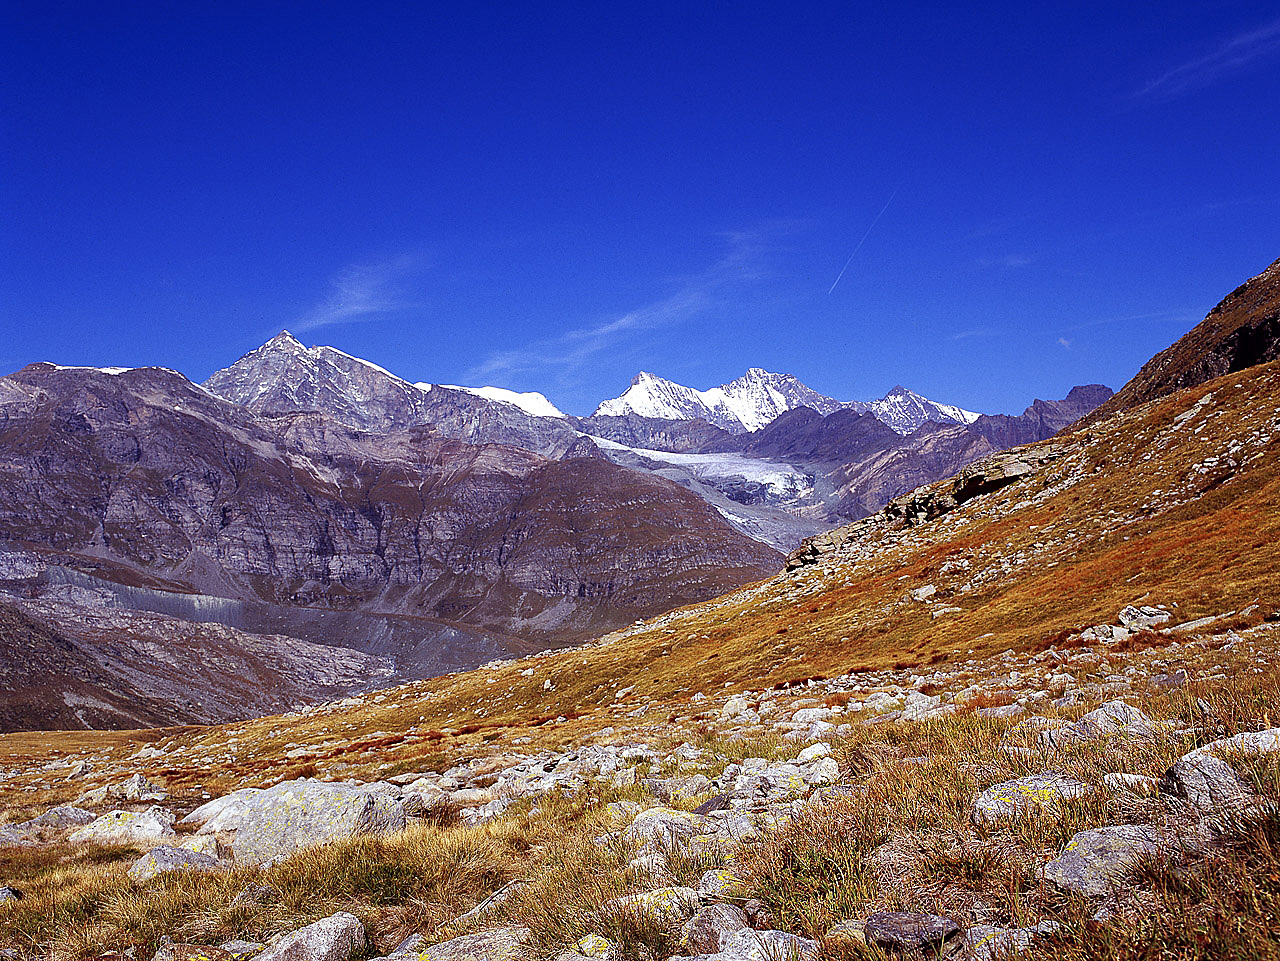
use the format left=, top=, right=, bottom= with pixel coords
left=0, top=363, right=781, bottom=708
left=204, top=332, right=580, bottom=457
left=1081, top=256, right=1280, bottom=427
left=848, top=384, right=980, bottom=435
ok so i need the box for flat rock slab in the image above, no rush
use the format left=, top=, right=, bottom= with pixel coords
left=864, top=912, right=963, bottom=957
left=192, top=779, right=405, bottom=866
left=972, top=772, right=1092, bottom=827
left=249, top=912, right=364, bottom=961
left=1043, top=825, right=1160, bottom=897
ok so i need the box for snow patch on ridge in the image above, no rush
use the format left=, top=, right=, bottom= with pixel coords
left=441, top=385, right=565, bottom=419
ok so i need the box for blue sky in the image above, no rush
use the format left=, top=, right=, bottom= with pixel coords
left=3, top=2, right=1278, bottom=416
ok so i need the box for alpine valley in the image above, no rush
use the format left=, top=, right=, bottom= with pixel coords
left=2, top=256, right=1279, bottom=961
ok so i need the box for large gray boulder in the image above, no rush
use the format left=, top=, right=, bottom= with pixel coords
left=192, top=779, right=405, bottom=866
left=68, top=807, right=176, bottom=844
left=1042, top=700, right=1156, bottom=749
left=1162, top=753, right=1257, bottom=813
left=249, top=912, right=364, bottom=961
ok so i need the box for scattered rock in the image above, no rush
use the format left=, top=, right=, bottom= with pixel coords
left=405, top=927, right=528, bottom=961
left=971, top=772, right=1092, bottom=827
left=190, top=779, right=406, bottom=866
left=863, top=912, right=962, bottom=957
left=128, top=845, right=223, bottom=883
left=697, top=868, right=747, bottom=900
left=964, top=921, right=1059, bottom=961
left=672, top=927, right=817, bottom=961
left=1162, top=752, right=1257, bottom=813
left=153, top=943, right=232, bottom=961
left=115, top=773, right=168, bottom=801
left=1103, top=773, right=1159, bottom=796
left=681, top=904, right=750, bottom=954
left=68, top=807, right=176, bottom=844
left=249, top=912, right=364, bottom=961
left=604, top=886, right=700, bottom=926
left=1042, top=700, right=1156, bottom=749
left=1043, top=825, right=1161, bottom=897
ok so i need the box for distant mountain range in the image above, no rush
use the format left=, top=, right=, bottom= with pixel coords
left=593, top=368, right=978, bottom=434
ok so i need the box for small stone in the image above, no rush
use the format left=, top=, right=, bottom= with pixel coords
left=864, top=912, right=962, bottom=957
left=219, top=943, right=264, bottom=961
left=0, top=886, right=22, bottom=902
left=153, top=944, right=232, bottom=961
left=697, top=867, right=747, bottom=900
left=1102, top=773, right=1159, bottom=796
left=796, top=742, right=831, bottom=763
left=574, top=934, right=613, bottom=960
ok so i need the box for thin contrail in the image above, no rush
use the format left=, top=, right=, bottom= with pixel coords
left=828, top=189, right=898, bottom=294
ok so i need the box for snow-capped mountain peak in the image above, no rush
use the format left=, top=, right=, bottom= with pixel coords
left=594, top=370, right=981, bottom=435
left=594, top=368, right=846, bottom=433
left=861, top=385, right=980, bottom=434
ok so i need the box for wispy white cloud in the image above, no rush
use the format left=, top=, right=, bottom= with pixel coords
left=1062, top=308, right=1196, bottom=334
left=1137, top=17, right=1280, bottom=101
left=295, top=255, right=425, bottom=333
left=975, top=253, right=1035, bottom=270
left=465, top=228, right=778, bottom=383
left=948, top=328, right=994, bottom=341
left=1057, top=337, right=1072, bottom=349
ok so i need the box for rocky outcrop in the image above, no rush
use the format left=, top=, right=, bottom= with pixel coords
left=786, top=443, right=1069, bottom=570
